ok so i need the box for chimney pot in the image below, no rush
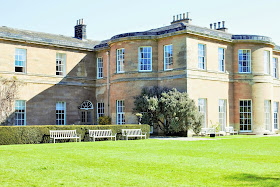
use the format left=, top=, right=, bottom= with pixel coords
left=176, top=15, right=179, bottom=21
left=222, top=21, right=225, bottom=28
left=218, top=22, right=221, bottom=29
left=173, top=15, right=175, bottom=21
left=214, top=23, right=217, bottom=29
left=180, top=14, right=182, bottom=20
left=186, top=12, right=189, bottom=19
left=210, top=23, right=213, bottom=29
left=183, top=13, right=186, bottom=19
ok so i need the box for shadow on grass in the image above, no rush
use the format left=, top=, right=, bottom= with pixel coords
left=226, top=173, right=280, bottom=186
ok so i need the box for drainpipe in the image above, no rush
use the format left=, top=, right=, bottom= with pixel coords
left=106, top=51, right=110, bottom=116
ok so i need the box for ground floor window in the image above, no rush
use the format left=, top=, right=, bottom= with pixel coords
left=198, top=98, right=207, bottom=128
left=240, top=100, right=252, bottom=132
left=264, top=100, right=271, bottom=131
left=117, top=100, right=125, bottom=125
left=56, top=102, right=66, bottom=125
left=15, top=100, right=26, bottom=126
left=97, top=103, right=105, bottom=120
left=219, top=99, right=226, bottom=131
left=274, top=102, right=279, bottom=130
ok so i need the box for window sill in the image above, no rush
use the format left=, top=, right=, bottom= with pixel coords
left=139, top=70, right=152, bottom=72
left=164, top=69, right=173, bottom=71
left=14, top=72, right=26, bottom=74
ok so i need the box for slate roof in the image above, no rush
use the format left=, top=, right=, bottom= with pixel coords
left=95, top=22, right=276, bottom=50
left=0, top=24, right=278, bottom=52
left=0, top=26, right=100, bottom=50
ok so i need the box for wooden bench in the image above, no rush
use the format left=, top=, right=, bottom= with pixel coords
left=200, top=128, right=216, bottom=136
left=225, top=127, right=238, bottom=135
left=89, top=130, right=116, bottom=142
left=122, top=129, right=147, bottom=140
left=49, top=130, right=81, bottom=143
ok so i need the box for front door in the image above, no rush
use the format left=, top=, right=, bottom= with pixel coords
left=81, top=110, right=92, bottom=125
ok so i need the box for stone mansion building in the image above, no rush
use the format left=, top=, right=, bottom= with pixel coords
left=0, top=13, right=280, bottom=135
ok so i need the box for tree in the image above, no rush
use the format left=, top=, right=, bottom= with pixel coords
left=133, top=86, right=170, bottom=129
left=0, top=76, right=23, bottom=125
left=134, top=86, right=202, bottom=136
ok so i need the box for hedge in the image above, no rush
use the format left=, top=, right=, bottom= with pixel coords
left=0, top=124, right=150, bottom=145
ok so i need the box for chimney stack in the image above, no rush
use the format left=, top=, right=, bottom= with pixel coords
left=171, top=12, right=192, bottom=24
left=74, top=19, right=87, bottom=40
left=209, top=21, right=228, bottom=32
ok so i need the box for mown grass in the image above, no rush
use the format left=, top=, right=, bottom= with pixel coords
left=0, top=136, right=279, bottom=186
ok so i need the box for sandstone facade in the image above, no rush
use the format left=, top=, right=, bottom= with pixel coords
left=0, top=16, right=279, bottom=135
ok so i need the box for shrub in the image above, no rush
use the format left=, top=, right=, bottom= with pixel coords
left=98, top=116, right=112, bottom=125
left=0, top=124, right=150, bottom=145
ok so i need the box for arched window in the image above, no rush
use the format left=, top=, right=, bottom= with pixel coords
left=79, top=100, right=93, bottom=110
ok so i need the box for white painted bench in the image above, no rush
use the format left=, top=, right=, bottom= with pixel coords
left=89, top=130, right=116, bottom=142
left=225, top=127, right=238, bottom=135
left=122, top=129, right=147, bottom=140
left=49, top=130, right=81, bottom=143
left=200, top=128, right=216, bottom=136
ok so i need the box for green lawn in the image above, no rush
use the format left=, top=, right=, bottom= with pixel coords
left=0, top=136, right=279, bottom=187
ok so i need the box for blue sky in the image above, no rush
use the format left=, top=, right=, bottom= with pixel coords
left=1, top=0, right=280, bottom=44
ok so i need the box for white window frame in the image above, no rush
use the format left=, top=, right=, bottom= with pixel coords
left=97, top=102, right=105, bottom=120
left=264, top=51, right=270, bottom=75
left=117, top=48, right=125, bottom=73
left=117, top=100, right=125, bottom=125
left=56, top=53, right=66, bottom=76
left=273, top=102, right=279, bottom=130
left=238, top=49, right=251, bottom=73
left=164, top=44, right=173, bottom=71
left=97, top=57, right=103, bottom=79
left=264, top=100, right=271, bottom=131
left=56, top=102, right=66, bottom=125
left=15, top=100, right=26, bottom=126
left=139, top=46, right=152, bottom=72
left=273, top=57, right=278, bottom=79
left=218, top=48, right=225, bottom=72
left=15, top=48, right=27, bottom=73
left=219, top=99, right=226, bottom=131
left=239, top=100, right=252, bottom=132
left=198, top=98, right=207, bottom=128
left=198, top=44, right=206, bottom=70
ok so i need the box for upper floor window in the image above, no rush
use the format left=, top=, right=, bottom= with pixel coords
left=198, top=44, right=206, bottom=70
left=56, top=53, right=66, bottom=76
left=264, top=51, right=270, bottom=75
left=15, top=48, right=26, bottom=73
left=273, top=57, right=278, bottom=78
left=164, top=44, right=173, bottom=70
left=15, top=100, right=26, bottom=126
left=117, top=48, right=125, bottom=73
left=139, top=47, right=152, bottom=72
left=97, top=57, right=103, bottom=79
left=218, top=48, right=225, bottom=72
left=238, top=49, right=251, bottom=73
